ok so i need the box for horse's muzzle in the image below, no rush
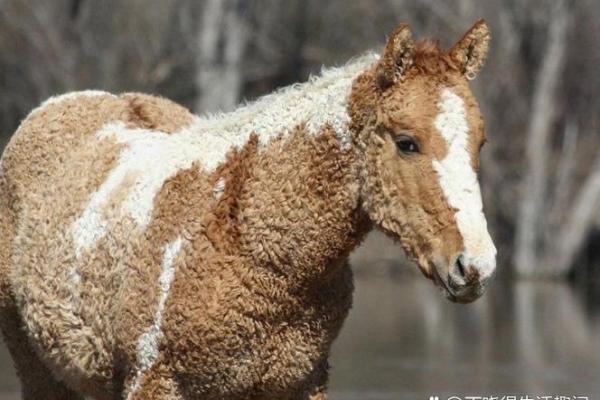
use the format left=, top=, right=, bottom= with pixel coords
left=433, top=252, right=496, bottom=303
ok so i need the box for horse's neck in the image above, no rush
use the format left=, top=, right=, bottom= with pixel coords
left=193, top=53, right=379, bottom=151
left=234, top=128, right=370, bottom=286
left=195, top=55, right=377, bottom=283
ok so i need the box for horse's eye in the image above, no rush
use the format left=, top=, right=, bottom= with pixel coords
left=395, top=135, right=419, bottom=154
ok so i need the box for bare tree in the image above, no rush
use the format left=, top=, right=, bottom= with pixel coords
left=514, top=1, right=600, bottom=278
left=546, top=154, right=600, bottom=276
left=514, top=0, right=572, bottom=277
left=194, top=0, right=248, bottom=114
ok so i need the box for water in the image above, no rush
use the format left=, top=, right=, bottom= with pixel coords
left=328, top=277, right=600, bottom=400
left=1, top=278, right=599, bottom=399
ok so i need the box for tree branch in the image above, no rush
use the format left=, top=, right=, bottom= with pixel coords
left=514, top=0, right=570, bottom=277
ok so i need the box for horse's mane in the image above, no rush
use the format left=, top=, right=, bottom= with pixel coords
left=411, top=39, right=459, bottom=75
left=193, top=41, right=458, bottom=143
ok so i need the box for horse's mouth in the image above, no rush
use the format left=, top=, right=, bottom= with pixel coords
left=430, top=262, right=458, bottom=302
left=429, top=259, right=485, bottom=304
left=415, top=255, right=487, bottom=303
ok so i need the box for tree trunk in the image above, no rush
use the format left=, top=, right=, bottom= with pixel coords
left=549, top=155, right=600, bottom=275
left=194, top=0, right=248, bottom=114
left=514, top=1, right=570, bottom=277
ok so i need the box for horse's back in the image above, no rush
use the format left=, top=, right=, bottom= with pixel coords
left=0, top=90, right=194, bottom=397
left=2, top=91, right=193, bottom=203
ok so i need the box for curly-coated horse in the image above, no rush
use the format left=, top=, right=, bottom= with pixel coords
left=0, top=21, right=495, bottom=400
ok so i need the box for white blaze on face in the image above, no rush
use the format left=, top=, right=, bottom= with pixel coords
left=432, top=88, right=496, bottom=279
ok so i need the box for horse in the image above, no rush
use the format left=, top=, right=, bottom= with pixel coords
left=0, top=20, right=496, bottom=400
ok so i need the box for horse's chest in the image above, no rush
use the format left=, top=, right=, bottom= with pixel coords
left=167, top=268, right=354, bottom=397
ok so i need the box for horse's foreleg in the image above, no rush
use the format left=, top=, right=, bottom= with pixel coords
left=0, top=297, right=83, bottom=400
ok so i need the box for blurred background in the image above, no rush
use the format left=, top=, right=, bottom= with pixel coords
left=0, top=0, right=599, bottom=399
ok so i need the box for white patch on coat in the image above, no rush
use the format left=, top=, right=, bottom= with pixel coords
left=213, top=177, right=226, bottom=199
left=126, top=237, right=183, bottom=399
left=432, top=88, right=496, bottom=278
left=39, top=90, right=114, bottom=109
left=198, top=53, right=378, bottom=151
left=71, top=54, right=378, bottom=253
left=67, top=266, right=82, bottom=307
left=71, top=121, right=204, bottom=256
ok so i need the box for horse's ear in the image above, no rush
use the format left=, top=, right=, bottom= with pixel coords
left=449, top=19, right=491, bottom=80
left=376, top=24, right=414, bottom=90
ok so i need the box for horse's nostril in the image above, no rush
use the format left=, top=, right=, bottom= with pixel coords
left=443, top=253, right=491, bottom=302
left=447, top=254, right=474, bottom=290
left=455, top=256, right=466, bottom=278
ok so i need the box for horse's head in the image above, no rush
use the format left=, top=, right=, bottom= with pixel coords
left=352, top=20, right=496, bottom=303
